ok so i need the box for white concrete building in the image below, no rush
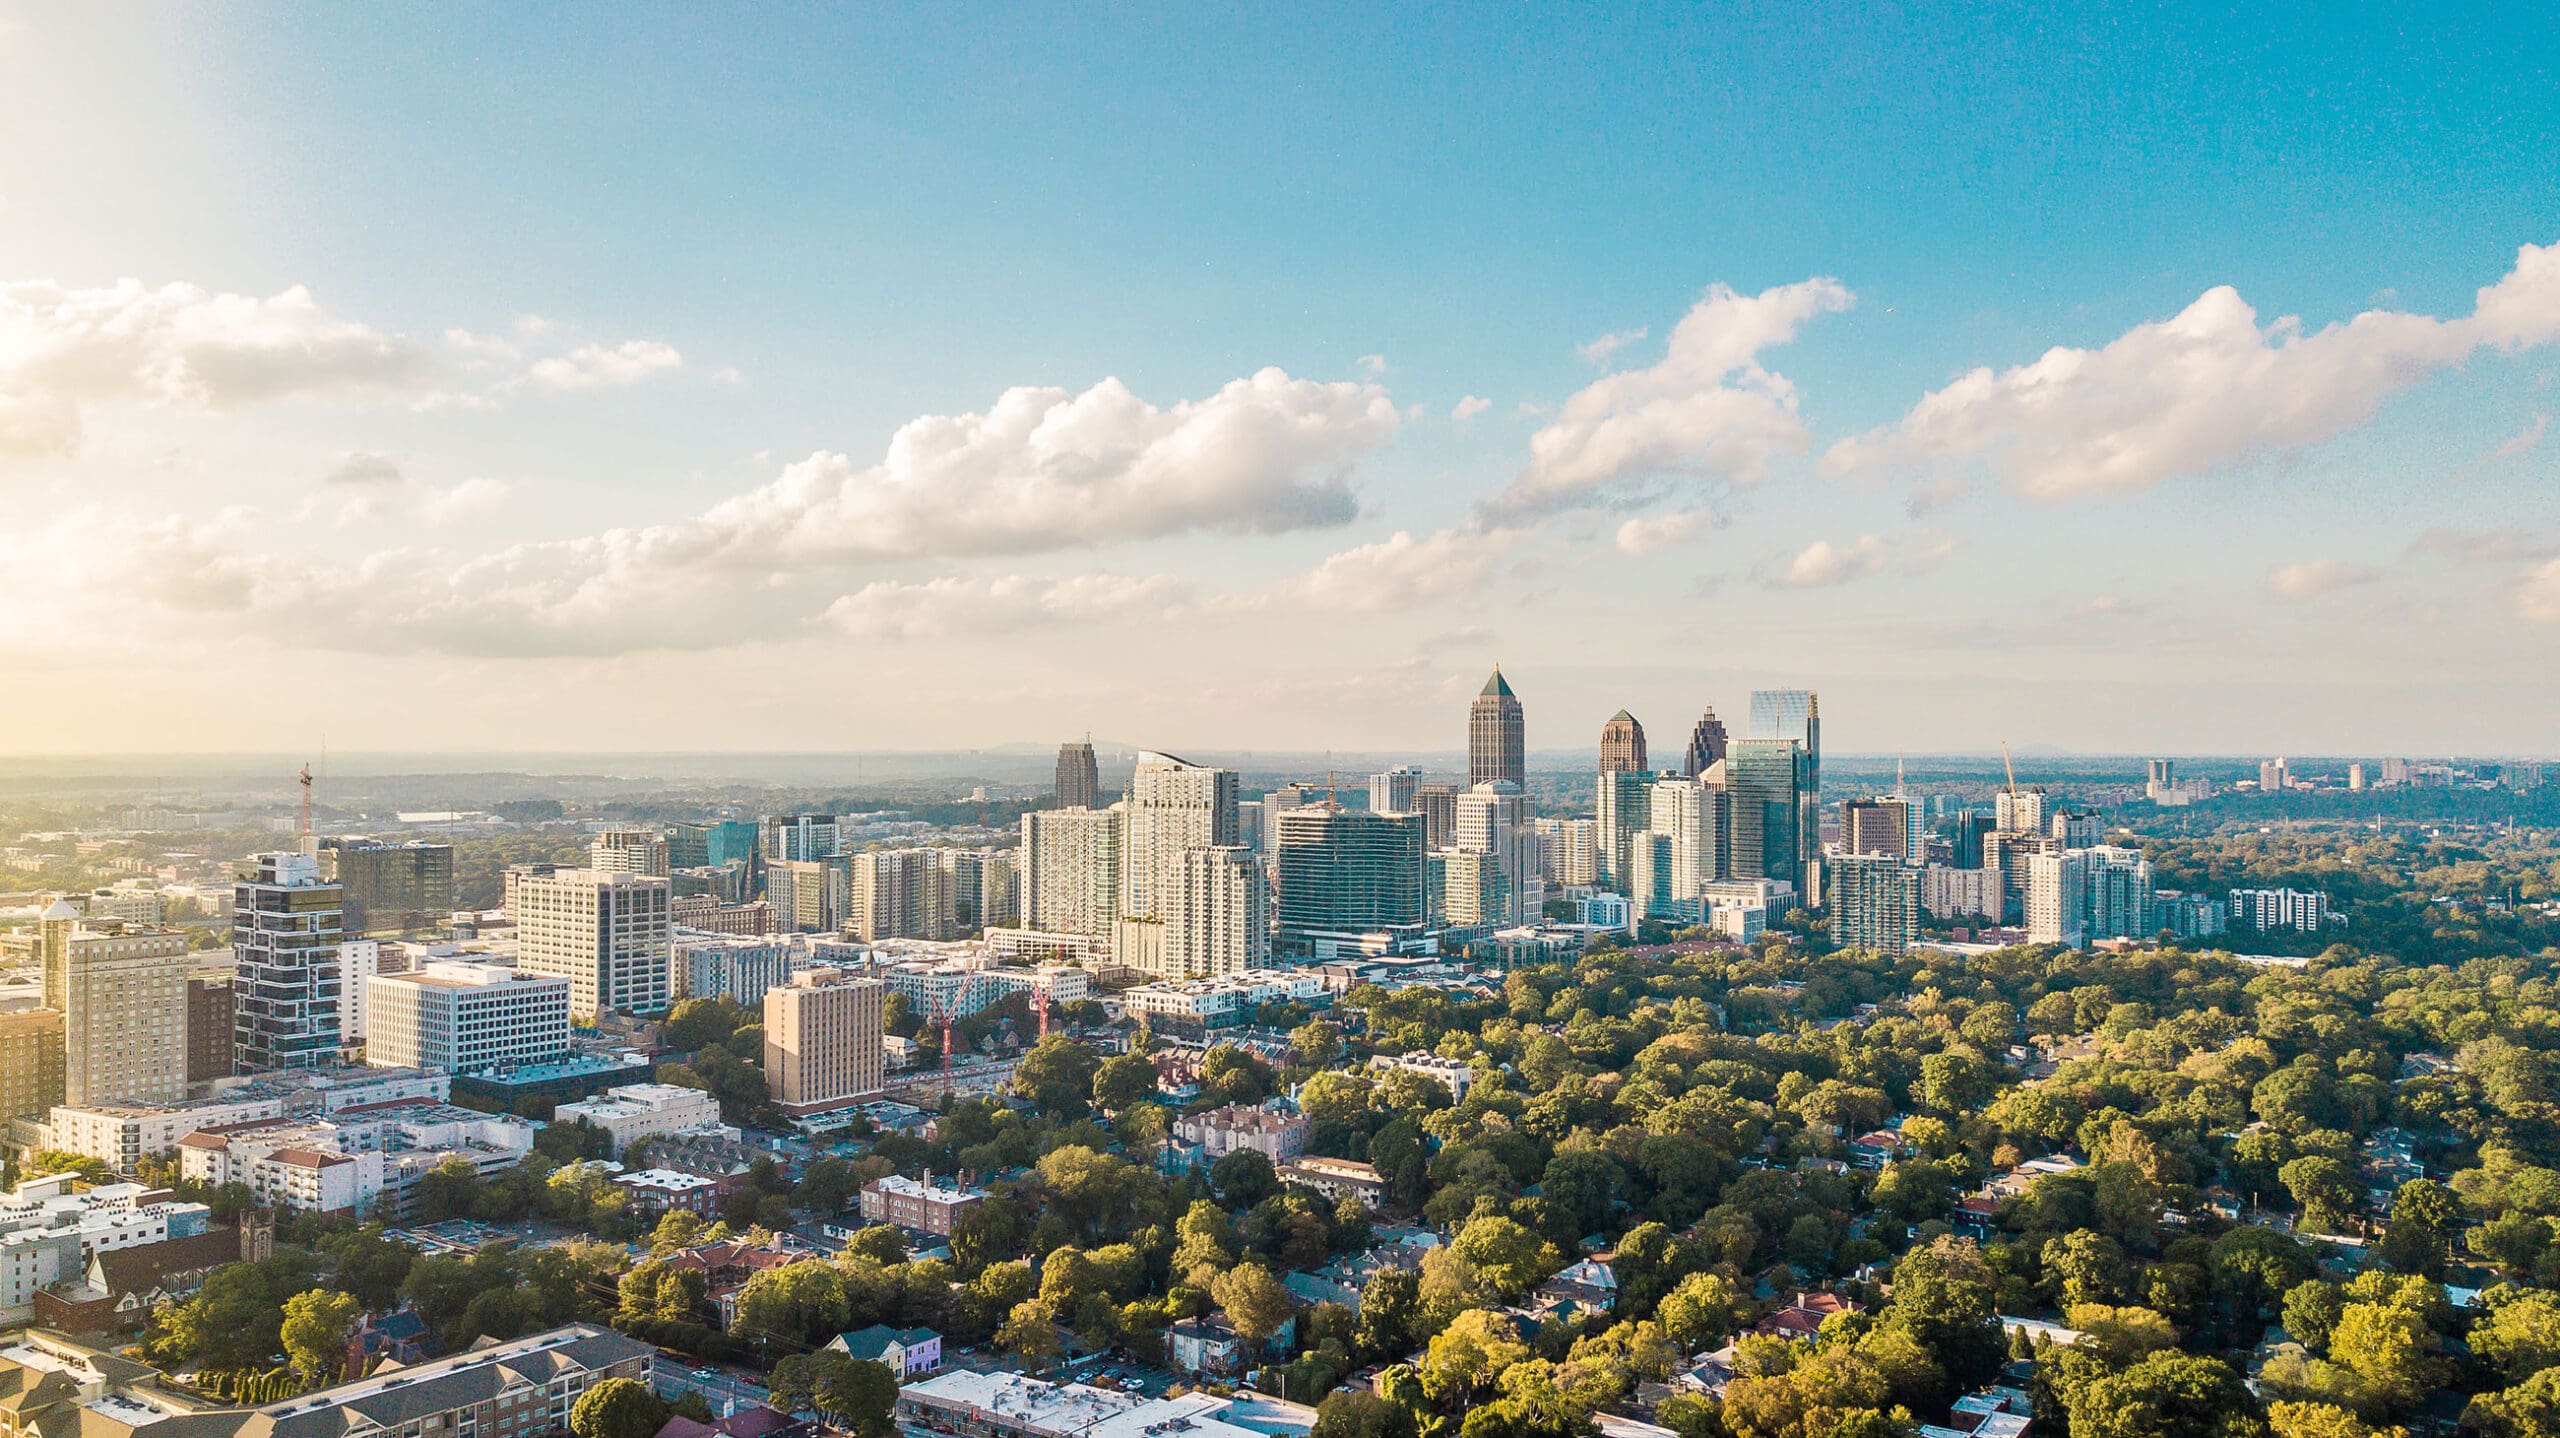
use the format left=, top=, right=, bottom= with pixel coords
left=1368, top=1051, right=1476, bottom=1100
left=1020, top=806, right=1124, bottom=948
left=552, top=1082, right=723, bottom=1155
left=1162, top=846, right=1268, bottom=979
left=337, top=939, right=383, bottom=1044
left=365, top=962, right=572, bottom=1074
left=670, top=931, right=802, bottom=1007
left=510, top=868, right=672, bottom=1019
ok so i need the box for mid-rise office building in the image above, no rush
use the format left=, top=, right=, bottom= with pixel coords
left=1163, top=846, right=1270, bottom=978
left=1368, top=766, right=1421, bottom=815
left=365, top=962, right=572, bottom=1074
left=234, top=852, right=346, bottom=1073
left=1056, top=740, right=1102, bottom=809
left=764, top=970, right=885, bottom=1116
left=1275, top=805, right=1425, bottom=951
left=39, top=902, right=188, bottom=1107
left=1022, top=805, right=1124, bottom=946
left=1469, top=668, right=1526, bottom=789
left=318, top=839, right=455, bottom=935
left=1830, top=853, right=1919, bottom=957
left=0, top=1010, right=65, bottom=1121
left=509, top=868, right=671, bottom=1020
left=1121, top=752, right=1240, bottom=925
left=1600, top=710, right=1647, bottom=774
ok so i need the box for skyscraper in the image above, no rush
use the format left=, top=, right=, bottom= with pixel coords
left=1414, top=781, right=1462, bottom=847
left=2023, top=851, right=2090, bottom=948
left=1368, top=766, right=1421, bottom=815
left=319, top=839, right=456, bottom=935
left=1534, top=817, right=1601, bottom=887
left=1469, top=668, right=1525, bottom=790
left=1640, top=772, right=1728, bottom=918
left=1165, top=846, right=1270, bottom=977
left=1830, top=854, right=1919, bottom=957
left=1681, top=709, right=1730, bottom=778
left=762, top=813, right=841, bottom=862
left=511, top=868, right=672, bottom=1020
left=233, top=852, right=346, bottom=1072
left=1748, top=689, right=1819, bottom=752
left=1276, top=806, right=1426, bottom=947
left=1842, top=799, right=1913, bottom=859
left=1600, top=710, right=1647, bottom=774
left=1725, top=739, right=1812, bottom=886
left=1453, top=781, right=1539, bottom=925
left=1056, top=740, right=1101, bottom=809
left=1022, top=805, right=1124, bottom=944
left=1120, top=751, right=1240, bottom=924
left=1994, top=786, right=2048, bottom=835
left=1596, top=770, right=1653, bottom=893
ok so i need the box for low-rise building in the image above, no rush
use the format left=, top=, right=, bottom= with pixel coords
left=858, top=1173, right=983, bottom=1236
left=1172, top=1103, right=1310, bottom=1162
left=1278, top=1156, right=1391, bottom=1208
left=1121, top=969, right=1328, bottom=1039
left=553, top=1082, right=724, bottom=1156
left=612, top=1168, right=722, bottom=1217
left=1367, top=1051, right=1476, bottom=1100
left=827, top=1324, right=943, bottom=1377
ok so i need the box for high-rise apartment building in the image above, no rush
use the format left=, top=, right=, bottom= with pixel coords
left=1468, top=668, right=1526, bottom=789
left=1596, top=769, right=1653, bottom=893
left=1056, top=741, right=1102, bottom=810
left=849, top=848, right=943, bottom=941
left=186, top=970, right=234, bottom=1084
left=767, top=857, right=850, bottom=933
left=233, top=852, right=346, bottom=1073
left=980, top=849, right=1020, bottom=929
left=2259, top=758, right=2291, bottom=793
left=2381, top=757, right=2410, bottom=786
left=1681, top=709, right=1730, bottom=778
left=1994, top=786, right=2049, bottom=836
left=2023, top=851, right=2090, bottom=948
left=1637, top=773, right=1728, bottom=918
left=1535, top=817, right=1600, bottom=887
left=366, top=963, right=572, bottom=1074
left=1163, top=846, right=1271, bottom=978
left=764, top=970, right=885, bottom=1115
left=1120, top=752, right=1240, bottom=925
left=762, top=813, right=841, bottom=862
left=1022, top=805, right=1124, bottom=945
left=589, top=829, right=671, bottom=876
left=1830, top=853, right=1920, bottom=957
left=1414, top=782, right=1461, bottom=848
left=1257, top=784, right=1322, bottom=865
left=1453, top=782, right=1539, bottom=926
left=509, top=868, right=672, bottom=1020
left=2083, top=845, right=2156, bottom=940
left=1842, top=799, right=1913, bottom=859
left=40, top=902, right=189, bottom=1105
left=1275, top=805, right=1425, bottom=949
left=0, top=1010, right=65, bottom=1121
left=318, top=839, right=455, bottom=935
left=1368, top=767, right=1421, bottom=815
left=1600, top=711, right=1648, bottom=774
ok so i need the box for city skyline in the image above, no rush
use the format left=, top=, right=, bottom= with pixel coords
left=4, top=8, right=2558, bottom=756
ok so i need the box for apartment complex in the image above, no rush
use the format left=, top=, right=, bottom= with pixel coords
left=859, top=1173, right=983, bottom=1236
left=762, top=970, right=885, bottom=1116
left=37, top=903, right=188, bottom=1107
left=233, top=853, right=346, bottom=1072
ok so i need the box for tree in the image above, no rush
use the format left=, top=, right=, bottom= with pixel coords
left=800, top=1156, right=860, bottom=1218
left=1877, top=1239, right=2005, bottom=1404
left=2475, top=1289, right=2560, bottom=1383
left=1422, top=1309, right=1530, bottom=1405
left=2063, top=1351, right=2264, bottom=1438
left=2377, top=1181, right=2457, bottom=1279
left=1093, top=1053, right=1158, bottom=1112
left=1656, top=1271, right=1750, bottom=1352
left=21, top=1150, right=112, bottom=1185
left=1291, top=1020, right=1345, bottom=1069
left=1356, top=1267, right=1421, bottom=1362
left=2283, top=1282, right=2346, bottom=1353
left=2280, top=1157, right=2359, bottom=1234
left=998, top=1299, right=1062, bottom=1369
left=1014, top=1035, right=1102, bottom=1117
left=2468, top=1366, right=2560, bottom=1438
left=819, top=1357, right=900, bottom=1438
left=1211, top=1263, right=1296, bottom=1347
left=281, top=1289, right=363, bottom=1386
left=570, top=1378, right=670, bottom=1438
left=2327, top=1302, right=2434, bottom=1413
left=2265, top=1402, right=2400, bottom=1438
left=2043, top=1231, right=2131, bottom=1309
left=650, top=1210, right=705, bottom=1254
left=1313, top=1391, right=1419, bottom=1438
left=1213, top=1149, right=1280, bottom=1209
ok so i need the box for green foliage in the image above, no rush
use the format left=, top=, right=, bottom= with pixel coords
left=570, top=1378, right=670, bottom=1438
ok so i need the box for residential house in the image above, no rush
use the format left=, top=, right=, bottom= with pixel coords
left=827, top=1325, right=942, bottom=1377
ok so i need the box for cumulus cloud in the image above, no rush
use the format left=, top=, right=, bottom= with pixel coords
left=1451, top=395, right=1491, bottom=422
left=1770, top=535, right=1891, bottom=588
left=1614, top=507, right=1723, bottom=555
left=1357, top=354, right=1389, bottom=378
left=1575, top=327, right=1648, bottom=366
left=419, top=477, right=513, bottom=526
left=524, top=339, right=685, bottom=391
left=2265, top=559, right=2381, bottom=599
left=2518, top=557, right=2560, bottom=622
left=822, top=573, right=1189, bottom=640
left=1827, top=240, right=2560, bottom=496
left=2406, top=528, right=2560, bottom=564
left=1259, top=526, right=1525, bottom=614
left=2493, top=412, right=2549, bottom=460
left=0, top=279, right=430, bottom=453
left=1485, top=277, right=1853, bottom=518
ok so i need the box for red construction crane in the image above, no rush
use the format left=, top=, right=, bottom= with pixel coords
left=297, top=764, right=314, bottom=838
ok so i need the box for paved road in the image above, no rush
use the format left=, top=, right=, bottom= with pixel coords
left=653, top=1363, right=775, bottom=1416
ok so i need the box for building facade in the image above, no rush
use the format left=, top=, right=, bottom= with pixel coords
left=319, top=839, right=456, bottom=935
left=1021, top=805, right=1124, bottom=947
left=364, top=963, right=572, bottom=1075
left=1829, top=853, right=1919, bottom=957
left=1600, top=710, right=1647, bottom=774
left=1056, top=741, right=1101, bottom=809
left=233, top=853, right=346, bottom=1073
left=1274, top=805, right=1425, bottom=948
left=763, top=970, right=885, bottom=1115
left=1468, top=668, right=1526, bottom=789
left=1163, top=846, right=1270, bottom=979
left=509, top=869, right=672, bottom=1020
left=40, top=905, right=188, bottom=1107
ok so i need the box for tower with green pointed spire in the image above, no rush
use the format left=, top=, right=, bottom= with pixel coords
left=1468, top=665, right=1525, bottom=789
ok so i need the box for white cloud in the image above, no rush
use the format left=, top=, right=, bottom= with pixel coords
left=2493, top=412, right=2549, bottom=460
left=523, top=339, right=685, bottom=392
left=1261, top=526, right=1524, bottom=614
left=2265, top=559, right=2381, bottom=599
left=1771, top=535, right=1890, bottom=588
left=443, top=327, right=522, bottom=364
left=2406, top=528, right=2560, bottom=564
left=419, top=477, right=512, bottom=526
left=665, top=367, right=1396, bottom=567
left=822, top=573, right=1189, bottom=640
left=1575, top=327, right=1648, bottom=366
left=0, top=279, right=429, bottom=453
left=324, top=451, right=404, bottom=486
left=1357, top=354, right=1388, bottom=378
left=1614, top=507, right=1722, bottom=555
left=2518, top=557, right=2560, bottom=622
left=1828, top=240, right=2560, bottom=497
left=1486, top=277, right=1853, bottom=518
left=1451, top=395, right=1491, bottom=422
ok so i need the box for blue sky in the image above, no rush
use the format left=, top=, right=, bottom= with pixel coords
left=0, top=3, right=2554, bottom=755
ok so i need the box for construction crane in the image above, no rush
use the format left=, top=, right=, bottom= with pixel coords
left=2000, top=740, right=2019, bottom=798
left=297, top=764, right=314, bottom=838
left=930, top=991, right=958, bottom=1079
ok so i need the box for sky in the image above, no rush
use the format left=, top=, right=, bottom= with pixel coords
left=0, top=3, right=2555, bottom=759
